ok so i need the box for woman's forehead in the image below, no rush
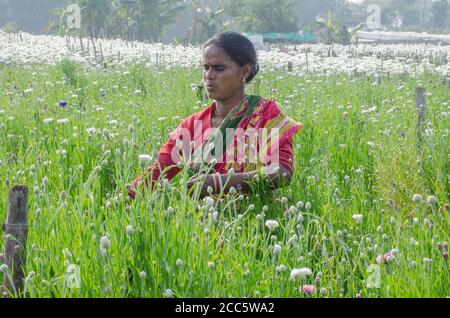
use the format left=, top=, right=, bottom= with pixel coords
left=203, top=44, right=233, bottom=64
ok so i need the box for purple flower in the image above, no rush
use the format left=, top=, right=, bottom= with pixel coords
left=99, top=90, right=106, bottom=97
left=59, top=101, right=67, bottom=107
left=384, top=252, right=394, bottom=263
left=302, top=285, right=316, bottom=295
left=376, top=253, right=394, bottom=264
left=438, top=242, right=448, bottom=251
left=400, top=132, right=405, bottom=137
left=443, top=252, right=448, bottom=261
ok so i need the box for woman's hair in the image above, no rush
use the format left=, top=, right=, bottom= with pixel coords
left=204, top=31, right=259, bottom=83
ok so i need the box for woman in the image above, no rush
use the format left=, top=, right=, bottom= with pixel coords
left=128, top=32, right=302, bottom=199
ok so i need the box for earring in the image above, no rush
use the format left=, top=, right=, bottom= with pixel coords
left=242, top=77, right=246, bottom=85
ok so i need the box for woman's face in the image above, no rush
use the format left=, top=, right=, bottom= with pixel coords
left=203, top=44, right=250, bottom=101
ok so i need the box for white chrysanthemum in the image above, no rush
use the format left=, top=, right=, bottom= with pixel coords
left=57, top=118, right=69, bottom=124
left=273, top=244, right=282, bottom=256
left=352, top=214, right=363, bottom=224
left=164, top=288, right=175, bottom=298
left=43, top=118, right=54, bottom=124
left=138, top=154, right=152, bottom=165
left=412, top=194, right=422, bottom=203
left=290, top=267, right=312, bottom=281
left=205, top=197, right=214, bottom=209
left=86, top=127, right=97, bottom=136
left=126, top=225, right=134, bottom=236
left=0, top=264, right=8, bottom=272
left=265, top=220, right=279, bottom=231
left=427, top=195, right=436, bottom=205
left=100, top=236, right=111, bottom=250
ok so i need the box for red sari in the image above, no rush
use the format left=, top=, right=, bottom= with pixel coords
left=128, top=96, right=302, bottom=198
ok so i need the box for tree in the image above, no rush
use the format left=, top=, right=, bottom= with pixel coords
left=78, top=0, right=112, bottom=37
left=316, top=11, right=351, bottom=45
left=120, top=0, right=187, bottom=41
left=47, top=0, right=186, bottom=42
left=431, top=0, right=449, bottom=29
left=222, top=0, right=298, bottom=33
left=188, top=0, right=226, bottom=43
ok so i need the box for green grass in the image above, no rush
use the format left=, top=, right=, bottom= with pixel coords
left=0, top=61, right=448, bottom=298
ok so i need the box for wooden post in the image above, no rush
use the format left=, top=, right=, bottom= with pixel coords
left=99, top=41, right=104, bottom=66
left=415, top=87, right=426, bottom=146
left=79, top=35, right=84, bottom=55
left=305, top=51, right=309, bottom=73
left=288, top=61, right=293, bottom=72
left=91, top=37, right=97, bottom=62
left=3, top=185, right=28, bottom=296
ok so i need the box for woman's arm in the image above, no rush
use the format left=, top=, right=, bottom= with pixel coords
left=187, top=165, right=292, bottom=199
left=187, top=137, right=296, bottom=198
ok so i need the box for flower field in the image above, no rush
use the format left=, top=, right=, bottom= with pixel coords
left=0, top=34, right=449, bottom=298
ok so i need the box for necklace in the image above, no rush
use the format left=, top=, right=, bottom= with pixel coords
left=213, top=95, right=248, bottom=118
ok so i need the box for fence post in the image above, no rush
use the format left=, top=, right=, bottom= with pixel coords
left=415, top=87, right=426, bottom=147
left=3, top=185, right=28, bottom=296
left=288, top=61, right=293, bottom=72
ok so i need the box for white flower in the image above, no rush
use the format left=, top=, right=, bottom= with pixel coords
left=126, top=225, right=134, bottom=236
left=100, top=236, right=111, bottom=250
left=290, top=267, right=312, bottom=281
left=265, top=220, right=279, bottom=231
left=43, top=118, right=54, bottom=124
left=164, top=288, right=175, bottom=298
left=427, top=195, right=436, bottom=205
left=423, top=258, right=432, bottom=264
left=176, top=259, right=183, bottom=267
left=288, top=234, right=298, bottom=245
left=412, top=194, right=422, bottom=203
left=276, top=265, right=286, bottom=273
left=86, top=127, right=97, bottom=136
left=138, top=154, right=152, bottom=165
left=205, top=197, right=214, bottom=209
left=391, top=248, right=400, bottom=256
left=273, top=244, right=282, bottom=256
left=305, top=202, right=311, bottom=210
left=352, top=214, right=363, bottom=224
left=139, top=271, right=147, bottom=279
left=0, top=264, right=8, bottom=272
left=57, top=118, right=69, bottom=124
left=165, top=207, right=174, bottom=218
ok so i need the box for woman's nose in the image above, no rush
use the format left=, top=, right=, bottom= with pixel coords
left=205, top=68, right=215, bottom=80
